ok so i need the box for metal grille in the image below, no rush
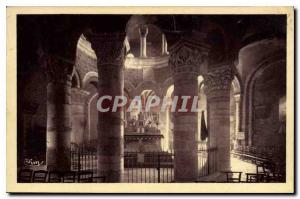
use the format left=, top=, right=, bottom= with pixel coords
left=198, top=147, right=218, bottom=177
left=70, top=143, right=97, bottom=172
left=124, top=151, right=174, bottom=183
left=71, top=143, right=218, bottom=183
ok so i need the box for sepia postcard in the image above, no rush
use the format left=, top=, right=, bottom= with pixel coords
left=6, top=6, right=294, bottom=193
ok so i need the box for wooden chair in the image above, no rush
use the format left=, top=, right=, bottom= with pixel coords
left=223, top=171, right=242, bottom=183
left=32, top=170, right=48, bottom=183
left=256, top=164, right=267, bottom=175
left=265, top=164, right=285, bottom=182
left=62, top=171, right=76, bottom=183
left=78, top=171, right=93, bottom=183
left=246, top=173, right=265, bottom=182
left=48, top=171, right=62, bottom=183
left=18, top=169, right=33, bottom=183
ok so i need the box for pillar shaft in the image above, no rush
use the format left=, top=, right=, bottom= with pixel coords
left=139, top=25, right=148, bottom=57
left=162, top=34, right=168, bottom=55
left=90, top=33, right=125, bottom=182
left=23, top=112, right=33, bottom=156
left=71, top=88, right=89, bottom=145
left=169, top=39, right=209, bottom=182
left=204, top=66, right=233, bottom=172
left=234, top=94, right=241, bottom=139
left=46, top=57, right=74, bottom=171
left=173, top=74, right=198, bottom=182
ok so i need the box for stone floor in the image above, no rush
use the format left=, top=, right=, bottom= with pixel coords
left=230, top=154, right=257, bottom=181
left=198, top=154, right=257, bottom=182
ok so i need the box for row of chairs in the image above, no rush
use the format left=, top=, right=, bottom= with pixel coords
left=222, top=165, right=285, bottom=183
left=234, top=146, right=285, bottom=167
left=18, top=169, right=105, bottom=183
left=195, top=171, right=264, bottom=183
left=235, top=146, right=281, bottom=158
left=256, top=163, right=285, bottom=182
left=223, top=171, right=264, bottom=183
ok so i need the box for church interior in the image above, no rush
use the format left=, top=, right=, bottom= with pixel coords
left=17, top=14, right=286, bottom=183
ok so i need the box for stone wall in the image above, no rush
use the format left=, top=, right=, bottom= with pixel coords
left=252, top=63, right=286, bottom=148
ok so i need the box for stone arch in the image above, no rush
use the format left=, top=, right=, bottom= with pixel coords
left=237, top=38, right=285, bottom=146
left=82, top=71, right=98, bottom=89
left=244, top=59, right=286, bottom=146
left=86, top=93, right=99, bottom=143
left=126, top=16, right=168, bottom=57
left=161, top=77, right=174, bottom=97
left=197, top=75, right=207, bottom=147
left=232, top=75, right=241, bottom=95
left=162, top=84, right=174, bottom=151
left=135, top=80, right=160, bottom=97
left=229, top=75, right=243, bottom=149
left=198, top=74, right=242, bottom=148
left=81, top=71, right=99, bottom=145
left=71, top=69, right=81, bottom=88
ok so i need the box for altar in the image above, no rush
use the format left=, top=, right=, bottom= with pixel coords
left=124, top=112, right=164, bottom=152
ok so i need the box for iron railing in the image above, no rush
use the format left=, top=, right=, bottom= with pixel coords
left=70, top=143, right=218, bottom=183
left=198, top=147, right=218, bottom=177
left=124, top=151, right=174, bottom=183
left=70, top=143, right=97, bottom=172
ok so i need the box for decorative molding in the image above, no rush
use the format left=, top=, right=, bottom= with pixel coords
left=204, top=66, right=233, bottom=97
left=169, top=39, right=209, bottom=75
left=124, top=55, right=169, bottom=69
left=82, top=71, right=98, bottom=88
left=87, top=32, right=126, bottom=67
left=45, top=55, right=74, bottom=85
left=72, top=70, right=81, bottom=88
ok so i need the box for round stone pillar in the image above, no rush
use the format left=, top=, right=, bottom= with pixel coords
left=139, top=25, right=148, bottom=58
left=90, top=33, right=126, bottom=182
left=170, top=40, right=209, bottom=182
left=204, top=66, right=233, bottom=172
left=45, top=57, right=74, bottom=172
left=71, top=88, right=89, bottom=145
left=173, top=73, right=198, bottom=182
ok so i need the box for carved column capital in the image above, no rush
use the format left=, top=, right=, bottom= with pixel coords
left=169, top=39, right=209, bottom=76
left=43, top=54, right=74, bottom=85
left=87, top=32, right=126, bottom=67
left=204, top=66, right=234, bottom=98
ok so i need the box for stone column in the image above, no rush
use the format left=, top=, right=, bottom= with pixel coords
left=234, top=94, right=241, bottom=145
left=23, top=111, right=33, bottom=158
left=173, top=73, right=198, bottom=182
left=21, top=104, right=38, bottom=165
left=46, top=56, right=74, bottom=172
left=162, top=34, right=168, bottom=55
left=139, top=25, right=148, bottom=58
left=90, top=33, right=126, bottom=182
left=170, top=41, right=209, bottom=182
left=204, top=66, right=233, bottom=172
left=71, top=88, right=89, bottom=145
